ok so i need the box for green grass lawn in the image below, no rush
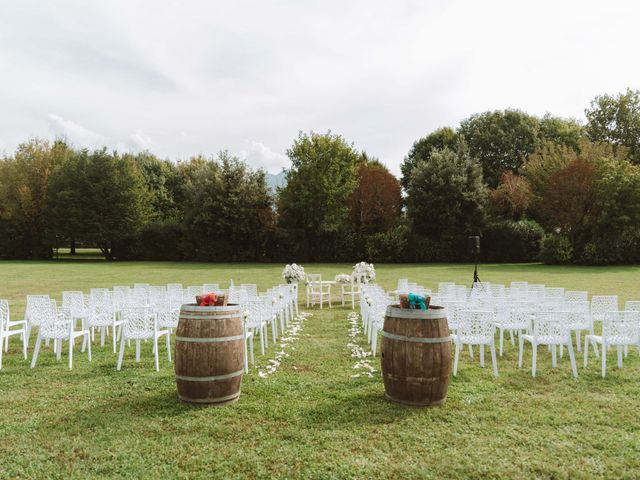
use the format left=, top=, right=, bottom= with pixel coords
left=1, top=261, right=640, bottom=479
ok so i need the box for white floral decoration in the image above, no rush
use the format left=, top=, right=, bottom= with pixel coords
left=334, top=273, right=352, bottom=284
left=257, top=311, right=311, bottom=378
left=282, top=263, right=306, bottom=283
left=347, top=311, right=376, bottom=378
left=352, top=261, right=376, bottom=283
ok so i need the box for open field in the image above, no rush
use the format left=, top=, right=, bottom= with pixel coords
left=1, top=261, right=640, bottom=478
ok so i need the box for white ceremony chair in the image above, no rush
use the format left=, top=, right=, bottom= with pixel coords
left=584, top=311, right=640, bottom=377
left=545, top=287, right=565, bottom=299
left=186, top=285, right=204, bottom=301
left=341, top=274, right=361, bottom=309
left=520, top=311, right=577, bottom=378
left=396, top=279, right=409, bottom=293
left=246, top=297, right=267, bottom=355
left=1, top=300, right=28, bottom=368
left=624, top=301, right=640, bottom=312
left=306, top=274, right=331, bottom=309
left=31, top=305, right=91, bottom=369
left=494, top=303, right=530, bottom=357
left=565, top=291, right=588, bottom=302
left=240, top=284, right=258, bottom=298
left=24, top=295, right=51, bottom=340
left=452, top=310, right=498, bottom=377
left=117, top=307, right=170, bottom=372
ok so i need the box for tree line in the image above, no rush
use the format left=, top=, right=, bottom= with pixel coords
left=1, top=88, right=640, bottom=264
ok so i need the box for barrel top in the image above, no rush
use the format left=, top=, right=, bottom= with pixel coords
left=386, top=305, right=446, bottom=319
left=180, top=303, right=241, bottom=313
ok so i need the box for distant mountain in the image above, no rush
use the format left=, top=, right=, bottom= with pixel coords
left=266, top=171, right=287, bottom=193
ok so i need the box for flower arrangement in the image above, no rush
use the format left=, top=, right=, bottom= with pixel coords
left=334, top=273, right=352, bottom=284
left=282, top=263, right=306, bottom=284
left=353, top=261, right=376, bottom=283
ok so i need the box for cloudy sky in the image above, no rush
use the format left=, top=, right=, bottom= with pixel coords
left=0, top=1, right=638, bottom=174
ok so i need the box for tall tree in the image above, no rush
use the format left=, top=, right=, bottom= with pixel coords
left=126, top=152, right=181, bottom=220
left=278, top=131, right=359, bottom=255
left=406, top=139, right=487, bottom=237
left=400, top=127, right=458, bottom=190
left=585, top=88, right=640, bottom=164
left=458, top=109, right=540, bottom=187
left=0, top=139, right=71, bottom=258
left=490, top=171, right=533, bottom=221
left=348, top=154, right=402, bottom=234
left=539, top=114, right=584, bottom=151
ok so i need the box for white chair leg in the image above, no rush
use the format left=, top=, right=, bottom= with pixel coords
left=518, top=334, right=524, bottom=368
left=113, top=324, right=118, bottom=353
left=56, top=339, right=62, bottom=360
left=166, top=334, right=171, bottom=362
left=617, top=346, right=623, bottom=368
left=453, top=340, right=460, bottom=376
left=551, top=345, right=557, bottom=368
left=567, top=341, right=577, bottom=378
left=117, top=334, right=125, bottom=370
left=135, top=339, right=141, bottom=362
left=244, top=337, right=249, bottom=374
left=100, top=327, right=105, bottom=347
left=576, top=331, right=581, bottom=352
left=68, top=336, right=74, bottom=369
left=499, top=329, right=504, bottom=357
left=371, top=327, right=378, bottom=356
left=22, top=330, right=28, bottom=359
left=509, top=330, right=515, bottom=346
left=31, top=334, right=43, bottom=368
left=583, top=336, right=589, bottom=368
left=480, top=344, right=485, bottom=368
left=154, top=336, right=160, bottom=371
left=86, top=333, right=92, bottom=361
left=468, top=344, right=474, bottom=359
left=250, top=337, right=254, bottom=365
left=601, top=343, right=607, bottom=378
left=531, top=342, right=537, bottom=377
left=490, top=342, right=498, bottom=377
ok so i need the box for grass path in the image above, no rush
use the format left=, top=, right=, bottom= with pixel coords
left=2, top=262, right=640, bottom=478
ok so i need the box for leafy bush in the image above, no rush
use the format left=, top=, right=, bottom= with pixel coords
left=365, top=225, right=410, bottom=263
left=482, top=219, right=544, bottom=262
left=539, top=235, right=573, bottom=264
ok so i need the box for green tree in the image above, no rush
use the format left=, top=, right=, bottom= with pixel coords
left=459, top=109, right=540, bottom=187
left=278, top=131, right=359, bottom=256
left=180, top=152, right=274, bottom=260
left=0, top=138, right=71, bottom=258
left=348, top=154, right=402, bottom=234
left=539, top=114, right=584, bottom=151
left=400, top=127, right=458, bottom=190
left=126, top=152, right=181, bottom=220
left=585, top=88, right=640, bottom=163
left=406, top=139, right=487, bottom=237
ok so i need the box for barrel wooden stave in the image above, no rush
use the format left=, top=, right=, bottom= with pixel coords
left=175, top=304, right=244, bottom=405
left=381, top=306, right=451, bottom=407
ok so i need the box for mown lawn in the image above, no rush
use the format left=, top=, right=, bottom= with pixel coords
left=1, top=261, right=640, bottom=479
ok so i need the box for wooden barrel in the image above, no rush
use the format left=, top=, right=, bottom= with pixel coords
left=380, top=305, right=451, bottom=407
left=175, top=304, right=245, bottom=406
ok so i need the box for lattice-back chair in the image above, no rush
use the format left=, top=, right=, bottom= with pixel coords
left=527, top=284, right=546, bottom=299
left=584, top=311, right=640, bottom=377
left=133, top=283, right=150, bottom=292
left=545, top=287, right=565, bottom=299
left=167, top=283, right=183, bottom=293
left=488, top=284, right=506, bottom=299
left=31, top=304, right=91, bottom=369
left=246, top=297, right=267, bottom=355
left=86, top=294, right=122, bottom=353
left=0, top=300, right=28, bottom=368
left=494, top=302, right=530, bottom=357
left=452, top=310, right=498, bottom=377
left=24, top=294, right=52, bottom=339
left=117, top=307, right=170, bottom=371
left=62, top=291, right=87, bottom=321
left=520, top=311, right=577, bottom=378
left=186, top=285, right=204, bottom=302
left=565, top=291, right=588, bottom=303
left=563, top=300, right=592, bottom=354
left=591, top=295, right=618, bottom=323
left=240, top=284, right=258, bottom=298
left=624, top=300, right=640, bottom=312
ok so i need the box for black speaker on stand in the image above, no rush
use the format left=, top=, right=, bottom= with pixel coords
left=468, top=235, right=482, bottom=289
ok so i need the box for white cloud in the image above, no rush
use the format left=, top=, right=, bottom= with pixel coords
left=0, top=1, right=639, bottom=175
left=238, top=140, right=289, bottom=173
left=47, top=113, right=105, bottom=147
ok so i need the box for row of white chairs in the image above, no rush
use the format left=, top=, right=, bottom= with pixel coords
left=0, top=282, right=300, bottom=373
left=363, top=279, right=640, bottom=378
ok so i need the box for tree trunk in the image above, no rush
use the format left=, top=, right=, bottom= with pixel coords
left=70, top=238, right=76, bottom=255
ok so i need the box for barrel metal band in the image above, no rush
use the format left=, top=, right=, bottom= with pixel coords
left=176, top=335, right=244, bottom=343
left=381, top=330, right=452, bottom=344
left=178, top=392, right=240, bottom=404
left=179, top=314, right=240, bottom=320
left=176, top=370, right=244, bottom=382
